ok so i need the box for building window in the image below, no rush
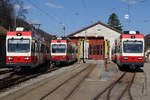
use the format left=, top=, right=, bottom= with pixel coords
left=101, top=50, right=103, bottom=55
left=93, top=45, right=96, bottom=55
left=101, top=45, right=103, bottom=49
left=97, top=45, right=100, bottom=55
left=89, top=45, right=92, bottom=55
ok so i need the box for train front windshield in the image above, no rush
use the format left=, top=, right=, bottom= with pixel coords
left=52, top=44, right=66, bottom=53
left=8, top=39, right=30, bottom=52
left=123, top=41, right=143, bottom=53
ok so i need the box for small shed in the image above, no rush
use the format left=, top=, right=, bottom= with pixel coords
left=68, top=21, right=121, bottom=60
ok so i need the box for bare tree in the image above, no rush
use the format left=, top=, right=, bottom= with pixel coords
left=0, top=0, right=15, bottom=29
left=14, top=0, right=28, bottom=19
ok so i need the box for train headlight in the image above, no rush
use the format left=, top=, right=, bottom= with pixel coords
left=8, top=57, right=13, bottom=61
left=138, top=57, right=142, bottom=60
left=124, top=57, right=128, bottom=60
left=24, top=57, right=29, bottom=61
left=62, top=56, right=65, bottom=58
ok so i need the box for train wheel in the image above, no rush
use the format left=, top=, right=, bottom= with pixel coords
left=46, top=62, right=51, bottom=69
left=130, top=65, right=136, bottom=70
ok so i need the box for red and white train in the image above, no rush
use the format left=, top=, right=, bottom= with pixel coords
left=112, top=31, right=144, bottom=69
left=6, top=27, right=50, bottom=70
left=50, top=37, right=77, bottom=65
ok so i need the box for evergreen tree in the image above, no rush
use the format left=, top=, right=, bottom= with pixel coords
left=107, top=13, right=122, bottom=31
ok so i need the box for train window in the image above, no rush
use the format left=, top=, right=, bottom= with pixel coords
left=46, top=46, right=50, bottom=53
left=34, top=43, right=37, bottom=53
left=8, top=39, right=30, bottom=52
left=52, top=44, right=66, bottom=53
left=68, top=45, right=71, bottom=53
left=31, top=42, right=35, bottom=53
left=37, top=43, right=40, bottom=53
left=70, top=46, right=72, bottom=53
left=123, top=41, right=143, bottom=53
left=40, top=44, right=45, bottom=53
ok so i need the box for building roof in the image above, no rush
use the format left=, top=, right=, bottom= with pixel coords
left=68, top=21, right=122, bottom=37
left=0, top=26, right=7, bottom=36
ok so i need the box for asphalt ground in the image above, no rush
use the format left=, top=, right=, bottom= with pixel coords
left=0, top=61, right=149, bottom=100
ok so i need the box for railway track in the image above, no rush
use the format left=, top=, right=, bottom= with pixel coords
left=0, top=65, right=60, bottom=92
left=0, top=69, right=13, bottom=75
left=142, top=72, right=147, bottom=95
left=0, top=62, right=80, bottom=93
left=93, top=72, right=136, bottom=100
left=39, top=64, right=96, bottom=100
left=117, top=73, right=136, bottom=100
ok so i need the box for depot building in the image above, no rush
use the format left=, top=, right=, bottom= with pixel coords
left=68, top=21, right=121, bottom=60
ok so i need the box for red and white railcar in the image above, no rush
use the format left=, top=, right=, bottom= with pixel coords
left=113, top=31, right=144, bottom=69
left=50, top=37, right=77, bottom=65
left=6, top=27, right=50, bottom=70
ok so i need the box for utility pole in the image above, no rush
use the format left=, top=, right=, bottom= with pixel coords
left=14, top=7, right=16, bottom=31
left=84, top=30, right=87, bottom=63
left=62, top=24, right=66, bottom=37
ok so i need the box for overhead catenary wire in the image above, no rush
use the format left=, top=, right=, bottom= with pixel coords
left=27, top=0, right=65, bottom=36
left=27, top=0, right=61, bottom=24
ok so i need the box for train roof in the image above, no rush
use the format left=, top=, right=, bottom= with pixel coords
left=120, top=34, right=144, bottom=39
left=7, top=30, right=46, bottom=41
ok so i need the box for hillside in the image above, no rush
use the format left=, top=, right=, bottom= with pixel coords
left=144, top=34, right=150, bottom=51
left=0, top=18, right=52, bottom=42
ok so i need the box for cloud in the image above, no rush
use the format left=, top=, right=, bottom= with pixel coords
left=14, top=4, right=35, bottom=10
left=24, top=5, right=35, bottom=10
left=14, top=4, right=20, bottom=9
left=45, top=2, right=64, bottom=8
left=121, top=0, right=137, bottom=5
left=28, top=19, right=41, bottom=24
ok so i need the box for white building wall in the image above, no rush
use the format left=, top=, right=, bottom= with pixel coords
left=145, top=49, right=150, bottom=62
left=74, top=24, right=121, bottom=59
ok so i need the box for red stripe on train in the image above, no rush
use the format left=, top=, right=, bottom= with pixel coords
left=51, top=55, right=67, bottom=60
left=120, top=56, right=144, bottom=62
left=6, top=56, right=31, bottom=63
left=120, top=34, right=144, bottom=39
left=7, top=32, right=32, bottom=36
left=51, top=40, right=67, bottom=43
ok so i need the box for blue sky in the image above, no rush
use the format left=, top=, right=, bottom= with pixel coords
left=16, top=0, right=150, bottom=36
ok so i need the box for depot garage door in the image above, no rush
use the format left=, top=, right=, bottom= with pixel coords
left=88, top=37, right=104, bottom=60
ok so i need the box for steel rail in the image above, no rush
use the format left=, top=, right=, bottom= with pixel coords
left=117, top=73, right=136, bottom=100
left=40, top=64, right=93, bottom=100
left=0, top=65, right=61, bottom=91
left=93, top=72, right=127, bottom=100
left=64, top=64, right=95, bottom=100
left=12, top=63, right=83, bottom=100
left=0, top=70, right=13, bottom=75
